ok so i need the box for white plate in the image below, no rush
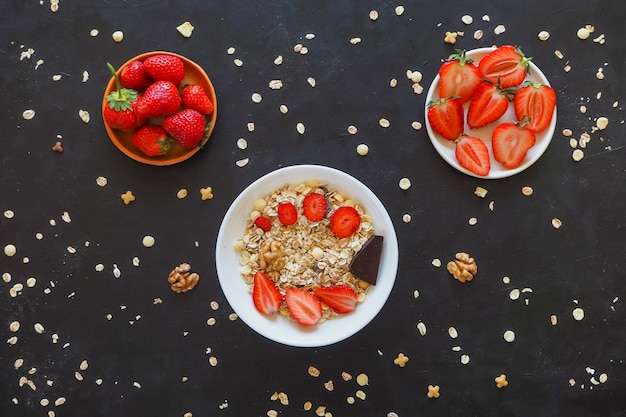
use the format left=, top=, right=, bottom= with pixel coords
left=424, top=47, right=557, bottom=179
left=215, top=165, right=399, bottom=347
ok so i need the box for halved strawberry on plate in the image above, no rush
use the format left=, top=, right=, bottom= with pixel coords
left=492, top=121, right=537, bottom=169
left=285, top=288, right=322, bottom=326
left=513, top=81, right=556, bottom=133
left=438, top=49, right=482, bottom=104
left=252, top=270, right=282, bottom=315
left=467, top=81, right=514, bottom=129
left=314, top=285, right=358, bottom=314
left=478, top=45, right=532, bottom=89
left=454, top=135, right=491, bottom=177
left=427, top=97, right=464, bottom=141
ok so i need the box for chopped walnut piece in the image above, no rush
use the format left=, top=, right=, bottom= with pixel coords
left=168, top=263, right=200, bottom=293
left=446, top=252, right=477, bottom=282
left=258, top=238, right=285, bottom=272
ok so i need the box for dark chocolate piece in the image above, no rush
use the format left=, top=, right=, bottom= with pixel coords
left=349, top=235, right=384, bottom=285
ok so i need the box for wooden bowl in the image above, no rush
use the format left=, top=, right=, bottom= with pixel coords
left=102, top=51, right=217, bottom=166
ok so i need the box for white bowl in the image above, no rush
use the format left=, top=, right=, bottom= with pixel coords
left=215, top=165, right=399, bottom=347
left=424, top=47, right=557, bottom=179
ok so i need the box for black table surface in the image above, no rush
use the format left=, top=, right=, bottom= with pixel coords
left=1, top=1, right=625, bottom=416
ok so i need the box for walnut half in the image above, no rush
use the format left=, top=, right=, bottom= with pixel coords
left=168, top=263, right=200, bottom=293
left=447, top=252, right=477, bottom=282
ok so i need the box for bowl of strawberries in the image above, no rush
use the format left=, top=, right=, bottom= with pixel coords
left=425, top=46, right=557, bottom=179
left=102, top=51, right=217, bottom=165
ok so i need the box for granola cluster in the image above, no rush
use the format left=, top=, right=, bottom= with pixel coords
left=234, top=180, right=375, bottom=322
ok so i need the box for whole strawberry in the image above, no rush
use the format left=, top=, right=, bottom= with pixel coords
left=120, top=60, right=153, bottom=90
left=103, top=62, right=139, bottom=132
left=143, top=54, right=185, bottom=85
left=131, top=125, right=173, bottom=157
left=181, top=85, right=214, bottom=115
left=163, top=109, right=207, bottom=149
left=134, top=80, right=181, bottom=119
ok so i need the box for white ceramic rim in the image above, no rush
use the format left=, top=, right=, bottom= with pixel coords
left=215, top=164, right=399, bottom=347
left=424, top=47, right=557, bottom=179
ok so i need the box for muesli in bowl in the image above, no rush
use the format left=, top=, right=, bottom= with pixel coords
left=234, top=180, right=378, bottom=326
left=215, top=165, right=398, bottom=347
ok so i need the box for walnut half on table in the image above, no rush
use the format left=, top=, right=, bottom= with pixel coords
left=168, top=263, right=200, bottom=293
left=447, top=252, right=477, bottom=282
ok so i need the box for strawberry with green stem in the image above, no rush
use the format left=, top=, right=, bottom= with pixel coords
left=513, top=81, right=556, bottom=133
left=103, top=62, right=139, bottom=132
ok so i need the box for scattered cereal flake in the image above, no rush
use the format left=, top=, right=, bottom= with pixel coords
left=95, top=264, right=104, bottom=272
left=356, top=373, right=369, bottom=386
left=394, top=353, right=409, bottom=367
left=572, top=149, right=584, bottom=161
left=4, top=209, right=14, bottom=219
left=495, top=374, right=508, bottom=388
left=121, top=191, right=135, bottom=205
left=176, top=21, right=195, bottom=38
left=482, top=15, right=490, bottom=21
left=461, top=15, right=473, bottom=25
left=96, top=176, right=108, bottom=187
left=34, top=323, right=45, bottom=334
left=550, top=315, right=557, bottom=325
left=572, top=307, right=585, bottom=321
left=9, top=321, right=20, bottom=332
left=293, top=43, right=303, bottom=53
left=355, top=390, right=367, bottom=400
left=577, top=27, right=590, bottom=40
left=227, top=47, right=235, bottom=55
left=307, top=77, right=316, bottom=87
left=411, top=121, right=422, bottom=130
left=54, top=397, right=66, bottom=406
left=268, top=79, right=282, bottom=90
left=427, top=385, right=440, bottom=398
left=251, top=92, right=262, bottom=103
left=113, top=264, right=121, bottom=279
left=448, top=326, right=458, bottom=338
left=279, top=104, right=288, bottom=114
left=22, top=109, right=36, bottom=120
left=468, top=217, right=477, bottom=225
left=90, top=29, right=99, bottom=37
left=379, top=118, right=390, bottom=128
left=503, top=330, right=515, bottom=342
left=596, top=117, right=608, bottom=130
left=237, top=138, right=248, bottom=149
left=236, top=158, right=249, bottom=167
left=552, top=218, right=563, bottom=229
left=494, top=24, right=506, bottom=35
left=444, top=31, right=458, bottom=44
left=538, top=30, right=550, bottom=41
left=296, top=122, right=306, bottom=135
left=509, top=289, right=520, bottom=300
left=417, top=321, right=427, bottom=336
left=142, top=235, right=155, bottom=248
left=177, top=188, right=188, bottom=199
left=350, top=37, right=362, bottom=45
left=61, top=211, right=71, bottom=223
left=112, top=31, right=124, bottom=42
left=233, top=59, right=243, bottom=67
left=460, top=354, right=470, bottom=365
left=474, top=186, right=488, bottom=198
left=308, top=366, right=320, bottom=377
left=369, top=10, right=379, bottom=20
left=398, top=177, right=411, bottom=190
left=200, top=187, right=214, bottom=199
left=432, top=258, right=442, bottom=267
left=356, top=143, right=369, bottom=156
left=79, top=109, right=90, bottom=123
left=521, top=186, right=533, bottom=196
left=4, top=244, right=17, bottom=257
left=474, top=30, right=483, bottom=40
left=395, top=6, right=405, bottom=16
left=402, top=213, right=411, bottom=223
left=347, top=125, right=358, bottom=134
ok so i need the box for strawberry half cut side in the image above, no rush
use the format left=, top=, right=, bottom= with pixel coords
left=314, top=285, right=358, bottom=314
left=252, top=270, right=282, bottom=315
left=455, top=135, right=491, bottom=177
left=285, top=288, right=322, bottom=326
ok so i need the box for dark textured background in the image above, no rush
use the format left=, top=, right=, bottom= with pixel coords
left=1, top=1, right=625, bottom=416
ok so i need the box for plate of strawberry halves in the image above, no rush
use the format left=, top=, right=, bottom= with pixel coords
left=425, top=46, right=557, bottom=179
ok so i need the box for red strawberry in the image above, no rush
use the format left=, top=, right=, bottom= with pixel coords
left=254, top=215, right=272, bottom=232
left=467, top=81, right=513, bottom=129
left=513, top=81, right=556, bottom=133
left=143, top=54, right=185, bottom=85
left=329, top=206, right=361, bottom=238
left=134, top=80, right=181, bottom=119
left=163, top=109, right=206, bottom=148
left=478, top=45, right=531, bottom=88
left=302, top=193, right=327, bottom=222
left=120, top=60, right=153, bottom=90
left=252, top=270, right=282, bottom=315
left=314, top=285, right=358, bottom=314
left=427, top=97, right=464, bottom=141
left=491, top=121, right=536, bottom=169
left=284, top=288, right=322, bottom=326
left=182, top=85, right=214, bottom=115
left=277, top=202, right=298, bottom=226
left=103, top=63, right=139, bottom=132
left=455, top=135, right=491, bottom=176
left=131, top=125, right=172, bottom=157
left=438, top=49, right=482, bottom=103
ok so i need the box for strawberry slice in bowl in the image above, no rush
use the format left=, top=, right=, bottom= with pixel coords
left=425, top=46, right=557, bottom=179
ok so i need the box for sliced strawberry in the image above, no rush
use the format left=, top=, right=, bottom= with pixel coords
left=277, top=202, right=298, bottom=226
left=302, top=193, right=327, bottom=222
left=513, top=81, right=556, bottom=133
left=491, top=121, right=536, bottom=169
left=438, top=49, right=482, bottom=103
left=314, top=285, right=358, bottom=314
left=478, top=45, right=531, bottom=88
left=455, top=135, right=491, bottom=176
left=329, top=206, right=361, bottom=238
left=254, top=215, right=272, bottom=232
left=252, top=270, right=282, bottom=315
left=466, top=81, right=512, bottom=129
left=285, top=288, right=322, bottom=326
left=427, top=97, right=464, bottom=141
